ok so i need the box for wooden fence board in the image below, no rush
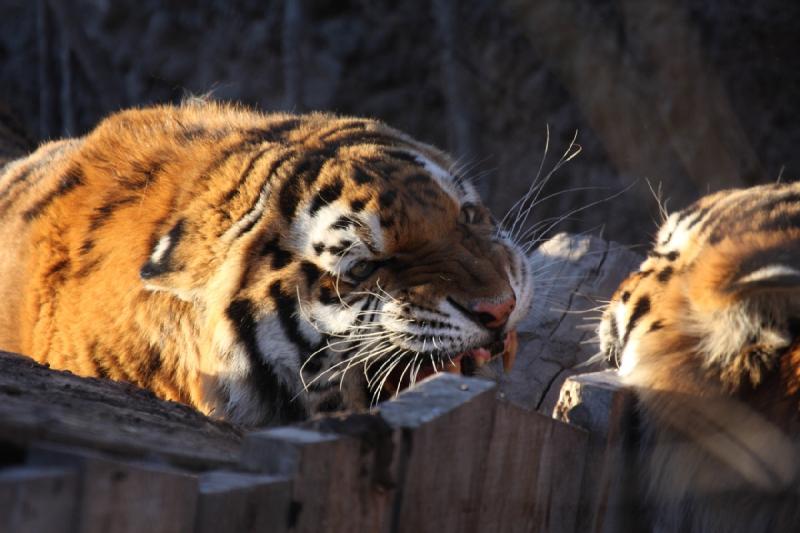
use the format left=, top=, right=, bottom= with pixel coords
left=0, top=466, right=78, bottom=533
left=195, top=471, right=292, bottom=533
left=554, top=371, right=641, bottom=533
left=377, top=373, right=497, bottom=533
left=26, top=444, right=198, bottom=533
left=0, top=351, right=242, bottom=469
left=241, top=423, right=393, bottom=533
left=473, top=401, right=589, bottom=533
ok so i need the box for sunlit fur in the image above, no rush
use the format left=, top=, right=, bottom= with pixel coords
left=599, top=183, right=800, bottom=532
left=0, top=101, right=534, bottom=426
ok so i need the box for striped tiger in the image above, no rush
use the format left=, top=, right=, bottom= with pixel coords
left=0, top=101, right=531, bottom=426
left=599, top=183, right=800, bottom=531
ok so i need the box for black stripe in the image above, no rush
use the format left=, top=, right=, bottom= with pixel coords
left=386, top=150, right=423, bottom=165
left=685, top=205, right=713, bottom=231
left=0, top=162, right=36, bottom=202
left=300, top=261, right=321, bottom=286
left=122, top=157, right=168, bottom=190
left=297, top=156, right=326, bottom=188
left=758, top=210, right=800, bottom=233
left=378, top=190, right=397, bottom=209
left=22, top=165, right=84, bottom=221
left=318, top=286, right=338, bottom=305
left=226, top=298, right=306, bottom=424
left=269, top=281, right=316, bottom=356
left=318, top=122, right=368, bottom=141
left=307, top=179, right=344, bottom=216
left=350, top=198, right=367, bottom=212
left=243, top=119, right=303, bottom=143
left=87, top=341, right=111, bottom=379
left=137, top=345, right=163, bottom=389
left=260, top=237, right=293, bottom=269
left=278, top=179, right=302, bottom=220
left=623, top=295, right=651, bottom=345
left=221, top=146, right=273, bottom=202
left=89, top=195, right=138, bottom=232
left=657, top=266, right=674, bottom=283
left=79, top=239, right=94, bottom=256
left=46, top=258, right=70, bottom=278
left=352, top=167, right=374, bottom=184
left=75, top=257, right=103, bottom=278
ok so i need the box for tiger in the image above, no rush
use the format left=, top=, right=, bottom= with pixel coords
left=0, top=101, right=532, bottom=427
left=598, top=182, right=800, bottom=532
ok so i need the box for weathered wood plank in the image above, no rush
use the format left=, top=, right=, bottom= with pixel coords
left=241, top=418, right=395, bottom=533
left=483, top=233, right=642, bottom=414
left=554, top=371, right=642, bottom=533
left=0, top=351, right=242, bottom=469
left=0, top=466, right=78, bottom=533
left=195, top=471, right=292, bottom=533
left=377, top=373, right=497, bottom=533
left=27, top=444, right=198, bottom=533
left=475, top=401, right=588, bottom=533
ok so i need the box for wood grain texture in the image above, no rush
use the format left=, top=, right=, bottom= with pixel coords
left=0, top=466, right=78, bottom=533
left=195, top=471, right=292, bottom=533
left=484, top=232, right=641, bottom=413
left=27, top=444, right=198, bottom=533
left=0, top=351, right=242, bottom=469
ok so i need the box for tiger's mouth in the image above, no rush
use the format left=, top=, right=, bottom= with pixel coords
left=380, top=329, right=518, bottom=396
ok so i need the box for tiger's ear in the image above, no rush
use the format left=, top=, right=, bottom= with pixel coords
left=731, top=263, right=800, bottom=293
left=728, top=241, right=800, bottom=294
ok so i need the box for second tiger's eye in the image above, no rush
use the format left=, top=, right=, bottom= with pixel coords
left=348, top=260, right=377, bottom=281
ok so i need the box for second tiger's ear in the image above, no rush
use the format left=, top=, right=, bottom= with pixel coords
left=728, top=240, right=800, bottom=295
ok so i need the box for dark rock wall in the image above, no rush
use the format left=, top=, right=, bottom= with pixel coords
left=0, top=0, right=796, bottom=245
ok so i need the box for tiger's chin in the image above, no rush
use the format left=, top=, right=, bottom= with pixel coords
left=377, top=329, right=517, bottom=398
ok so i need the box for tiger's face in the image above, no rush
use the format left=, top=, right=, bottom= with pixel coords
left=116, top=104, right=534, bottom=424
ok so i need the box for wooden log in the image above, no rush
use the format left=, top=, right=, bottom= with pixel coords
left=0, top=466, right=78, bottom=533
left=241, top=419, right=394, bottom=533
left=26, top=444, right=198, bottom=533
left=0, top=351, right=242, bottom=469
left=377, top=373, right=497, bottom=533
left=475, top=401, right=589, bottom=533
left=554, top=371, right=643, bottom=533
left=194, top=471, right=292, bottom=533
left=484, top=232, right=642, bottom=413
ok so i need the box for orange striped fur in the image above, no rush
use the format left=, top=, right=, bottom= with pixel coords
left=0, top=101, right=534, bottom=426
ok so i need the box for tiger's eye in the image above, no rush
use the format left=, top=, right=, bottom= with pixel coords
left=348, top=260, right=377, bottom=281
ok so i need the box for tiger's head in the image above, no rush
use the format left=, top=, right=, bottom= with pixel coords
left=134, top=104, right=533, bottom=424
left=599, top=184, right=800, bottom=394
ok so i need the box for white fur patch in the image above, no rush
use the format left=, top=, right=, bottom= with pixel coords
left=149, top=234, right=172, bottom=264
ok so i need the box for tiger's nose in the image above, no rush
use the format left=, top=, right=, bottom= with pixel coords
left=472, top=297, right=516, bottom=330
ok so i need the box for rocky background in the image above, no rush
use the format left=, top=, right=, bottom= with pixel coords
left=0, top=0, right=797, bottom=246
